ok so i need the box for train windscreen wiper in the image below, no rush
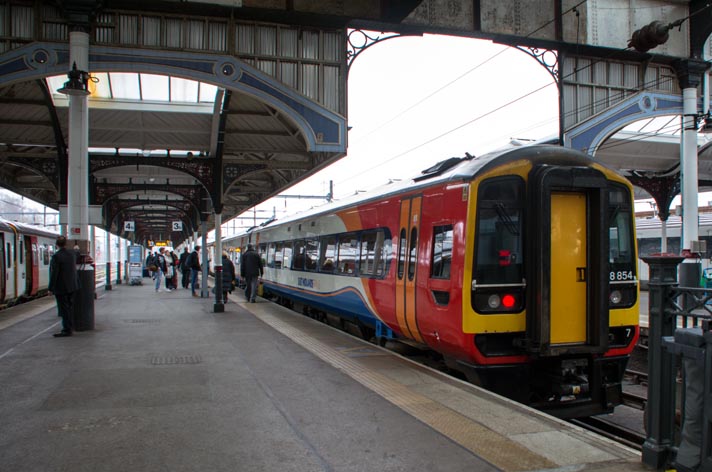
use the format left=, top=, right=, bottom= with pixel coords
left=494, top=203, right=519, bottom=235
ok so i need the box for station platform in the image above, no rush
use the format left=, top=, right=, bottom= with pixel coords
left=0, top=282, right=644, bottom=472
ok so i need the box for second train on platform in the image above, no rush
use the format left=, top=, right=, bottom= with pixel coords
left=222, top=144, right=640, bottom=419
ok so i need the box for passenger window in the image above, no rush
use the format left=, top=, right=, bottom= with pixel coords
left=305, top=239, right=319, bottom=271
left=267, top=243, right=276, bottom=268
left=408, top=228, right=417, bottom=281
left=292, top=240, right=306, bottom=271
left=397, top=229, right=406, bottom=279
left=283, top=242, right=293, bottom=269
left=360, top=230, right=386, bottom=277
left=259, top=244, right=268, bottom=266
left=6, top=243, right=11, bottom=268
left=319, top=236, right=336, bottom=272
left=274, top=242, right=284, bottom=269
left=19, top=240, right=23, bottom=264
left=337, top=233, right=358, bottom=275
left=473, top=176, right=524, bottom=285
left=431, top=225, right=453, bottom=279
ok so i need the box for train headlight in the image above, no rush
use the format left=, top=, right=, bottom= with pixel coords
left=609, top=290, right=622, bottom=305
left=488, top=294, right=501, bottom=309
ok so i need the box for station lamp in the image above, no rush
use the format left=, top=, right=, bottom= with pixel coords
left=57, top=62, right=90, bottom=96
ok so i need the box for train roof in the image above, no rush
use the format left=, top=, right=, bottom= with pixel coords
left=243, top=144, right=603, bottom=233
left=0, top=217, right=58, bottom=238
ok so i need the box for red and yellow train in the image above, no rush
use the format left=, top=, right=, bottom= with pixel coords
left=0, top=218, right=57, bottom=306
left=224, top=144, right=640, bottom=418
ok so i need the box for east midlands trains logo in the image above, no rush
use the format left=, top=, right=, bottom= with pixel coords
left=298, top=277, right=317, bottom=289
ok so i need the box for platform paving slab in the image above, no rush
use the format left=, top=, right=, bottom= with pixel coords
left=0, top=282, right=645, bottom=471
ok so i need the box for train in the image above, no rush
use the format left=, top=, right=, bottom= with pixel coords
left=220, top=144, right=640, bottom=419
left=0, top=218, right=58, bottom=306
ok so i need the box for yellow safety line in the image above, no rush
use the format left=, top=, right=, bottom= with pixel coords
left=249, top=305, right=557, bottom=472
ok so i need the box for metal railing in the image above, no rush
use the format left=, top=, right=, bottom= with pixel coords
left=643, top=256, right=712, bottom=472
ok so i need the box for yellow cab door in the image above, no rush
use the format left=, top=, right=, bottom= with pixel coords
left=396, top=196, right=424, bottom=342
left=550, top=192, right=587, bottom=345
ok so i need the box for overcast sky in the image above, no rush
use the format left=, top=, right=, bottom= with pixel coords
left=235, top=33, right=560, bottom=230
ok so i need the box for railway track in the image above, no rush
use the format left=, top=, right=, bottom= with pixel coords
left=570, top=416, right=645, bottom=451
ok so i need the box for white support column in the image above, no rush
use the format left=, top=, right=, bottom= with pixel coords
left=201, top=222, right=209, bottom=298
left=66, top=31, right=91, bottom=254
left=661, top=220, right=668, bottom=253
left=105, top=230, right=112, bottom=290
left=213, top=213, right=224, bottom=312
left=681, top=87, right=699, bottom=252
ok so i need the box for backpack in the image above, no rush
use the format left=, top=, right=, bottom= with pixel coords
left=146, top=254, right=158, bottom=272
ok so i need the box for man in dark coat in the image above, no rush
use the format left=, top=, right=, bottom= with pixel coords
left=221, top=251, right=236, bottom=304
left=48, top=235, right=80, bottom=337
left=240, top=244, right=263, bottom=303
left=189, top=245, right=202, bottom=297
left=178, top=247, right=190, bottom=289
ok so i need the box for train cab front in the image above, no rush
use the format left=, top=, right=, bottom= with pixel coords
left=460, top=155, right=639, bottom=419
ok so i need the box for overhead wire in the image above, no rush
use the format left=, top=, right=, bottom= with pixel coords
left=350, top=0, right=588, bottom=145
left=337, top=2, right=591, bottom=188
left=336, top=1, right=712, bottom=191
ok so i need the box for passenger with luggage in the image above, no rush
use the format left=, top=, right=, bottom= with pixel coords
left=240, top=244, right=263, bottom=303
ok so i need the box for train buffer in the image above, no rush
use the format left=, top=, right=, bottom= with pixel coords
left=0, top=283, right=644, bottom=471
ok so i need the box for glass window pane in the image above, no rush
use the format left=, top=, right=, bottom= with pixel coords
left=141, top=74, right=169, bottom=101
left=171, top=77, right=199, bottom=102
left=199, top=83, right=218, bottom=102
left=408, top=228, right=417, bottom=281
left=109, top=72, right=141, bottom=99
left=292, top=240, right=306, bottom=271
left=337, top=233, right=358, bottom=275
left=90, top=72, right=111, bottom=98
left=431, top=225, right=453, bottom=279
left=474, top=177, right=524, bottom=285
left=319, top=236, right=336, bottom=272
left=609, top=187, right=634, bottom=266
left=305, top=239, right=319, bottom=271
left=398, top=229, right=406, bottom=279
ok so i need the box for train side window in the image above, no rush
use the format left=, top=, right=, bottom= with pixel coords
left=337, top=233, right=358, bottom=275
left=407, top=228, right=417, bottom=281
left=6, top=243, right=11, bottom=268
left=431, top=225, right=453, bottom=279
left=474, top=177, right=524, bottom=285
left=305, top=239, right=319, bottom=271
left=319, top=236, right=336, bottom=272
left=608, top=186, right=634, bottom=266
left=19, top=240, right=23, bottom=264
left=267, top=243, right=276, bottom=268
left=360, top=230, right=387, bottom=277
left=292, top=240, right=306, bottom=271
left=258, top=244, right=268, bottom=267
left=274, top=242, right=284, bottom=269
left=397, top=228, right=406, bottom=279
left=283, top=242, right=293, bottom=269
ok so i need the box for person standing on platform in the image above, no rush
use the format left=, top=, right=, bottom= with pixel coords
left=178, top=247, right=190, bottom=289
left=48, top=235, right=80, bottom=338
left=240, top=244, right=263, bottom=303
left=221, top=251, right=236, bottom=304
left=155, top=247, right=170, bottom=292
left=189, top=245, right=201, bottom=297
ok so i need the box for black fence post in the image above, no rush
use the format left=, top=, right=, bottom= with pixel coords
left=641, top=255, right=684, bottom=470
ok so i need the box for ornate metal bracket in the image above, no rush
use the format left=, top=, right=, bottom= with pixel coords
left=515, top=46, right=559, bottom=84
left=627, top=171, right=680, bottom=222
left=347, top=30, right=409, bottom=73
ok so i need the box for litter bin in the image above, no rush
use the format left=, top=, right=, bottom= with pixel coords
left=72, top=254, right=95, bottom=331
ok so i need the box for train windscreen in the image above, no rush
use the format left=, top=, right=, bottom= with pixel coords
left=473, top=176, right=525, bottom=286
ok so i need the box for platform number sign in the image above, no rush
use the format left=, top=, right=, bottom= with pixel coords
left=124, top=221, right=135, bottom=232
left=172, top=221, right=183, bottom=232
